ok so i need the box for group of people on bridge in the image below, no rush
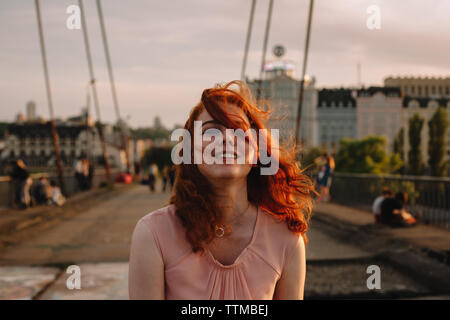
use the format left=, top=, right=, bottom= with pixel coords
left=372, top=187, right=417, bottom=227
left=146, top=163, right=175, bottom=193
left=8, top=159, right=65, bottom=209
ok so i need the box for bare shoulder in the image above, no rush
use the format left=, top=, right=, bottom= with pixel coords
left=259, top=207, right=302, bottom=242
left=130, top=204, right=177, bottom=260
left=128, top=206, right=172, bottom=299
left=258, top=207, right=306, bottom=275
left=138, top=204, right=176, bottom=227
left=273, top=234, right=306, bottom=300
left=130, top=205, right=174, bottom=263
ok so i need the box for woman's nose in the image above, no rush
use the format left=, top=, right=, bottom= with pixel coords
left=223, top=130, right=237, bottom=148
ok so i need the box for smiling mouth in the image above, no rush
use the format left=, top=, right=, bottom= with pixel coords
left=214, top=152, right=239, bottom=160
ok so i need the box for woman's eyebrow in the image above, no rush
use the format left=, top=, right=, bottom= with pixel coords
left=201, top=120, right=222, bottom=127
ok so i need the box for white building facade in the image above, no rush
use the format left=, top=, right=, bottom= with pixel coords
left=0, top=121, right=133, bottom=171
left=317, top=89, right=357, bottom=153
left=356, top=87, right=403, bottom=152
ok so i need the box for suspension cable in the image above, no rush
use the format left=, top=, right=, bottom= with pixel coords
left=79, top=0, right=112, bottom=181
left=241, top=0, right=257, bottom=82
left=294, top=0, right=315, bottom=152
left=96, top=0, right=131, bottom=172
left=256, top=0, right=274, bottom=101
left=34, top=0, right=65, bottom=194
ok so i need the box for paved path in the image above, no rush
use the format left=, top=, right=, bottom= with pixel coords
left=314, top=202, right=450, bottom=253
left=0, top=185, right=372, bottom=267
left=0, top=185, right=169, bottom=266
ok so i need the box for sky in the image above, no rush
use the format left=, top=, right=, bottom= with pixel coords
left=1, top=0, right=449, bottom=128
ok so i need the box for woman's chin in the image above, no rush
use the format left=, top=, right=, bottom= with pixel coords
left=199, top=163, right=251, bottom=179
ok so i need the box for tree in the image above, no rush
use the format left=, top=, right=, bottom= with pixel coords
left=0, top=122, right=9, bottom=137
left=428, top=107, right=448, bottom=177
left=393, top=127, right=404, bottom=161
left=408, top=113, right=424, bottom=175
left=392, top=127, right=405, bottom=174
left=131, top=127, right=171, bottom=140
left=335, top=136, right=402, bottom=174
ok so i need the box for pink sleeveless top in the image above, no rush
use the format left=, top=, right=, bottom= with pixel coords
left=139, top=204, right=302, bottom=300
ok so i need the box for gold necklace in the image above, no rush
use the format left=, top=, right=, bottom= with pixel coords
left=214, top=202, right=251, bottom=238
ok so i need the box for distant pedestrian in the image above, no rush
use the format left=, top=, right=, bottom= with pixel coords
left=315, top=153, right=331, bottom=203
left=372, top=187, right=393, bottom=224
left=326, top=154, right=335, bottom=201
left=10, top=159, right=32, bottom=209
left=134, top=161, right=142, bottom=181
left=74, top=157, right=85, bottom=191
left=82, top=158, right=90, bottom=190
left=148, top=163, right=158, bottom=192
left=168, top=165, right=175, bottom=191
left=162, top=165, right=169, bottom=192
left=86, top=159, right=94, bottom=190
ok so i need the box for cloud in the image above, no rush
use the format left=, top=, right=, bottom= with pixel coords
left=0, top=0, right=449, bottom=128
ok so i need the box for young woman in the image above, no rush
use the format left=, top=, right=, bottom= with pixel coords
left=129, top=80, right=315, bottom=300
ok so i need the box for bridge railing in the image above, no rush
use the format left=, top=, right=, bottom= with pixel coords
left=0, top=168, right=118, bottom=209
left=328, top=172, right=450, bottom=229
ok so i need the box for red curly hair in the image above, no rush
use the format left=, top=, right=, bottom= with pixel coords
left=169, top=80, right=316, bottom=253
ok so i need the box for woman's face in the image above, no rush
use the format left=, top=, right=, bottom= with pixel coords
left=195, top=104, right=258, bottom=182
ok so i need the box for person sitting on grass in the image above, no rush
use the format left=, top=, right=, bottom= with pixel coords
left=380, top=191, right=417, bottom=227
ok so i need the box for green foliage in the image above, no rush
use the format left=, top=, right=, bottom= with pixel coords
left=131, top=127, right=171, bottom=140
left=386, top=152, right=404, bottom=174
left=408, top=113, right=424, bottom=175
left=0, top=122, right=10, bottom=137
left=393, top=127, right=404, bottom=161
left=428, top=107, right=448, bottom=177
left=335, top=135, right=403, bottom=174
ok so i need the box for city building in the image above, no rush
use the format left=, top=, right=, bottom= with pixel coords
left=402, top=96, right=450, bottom=165
left=0, top=107, right=140, bottom=172
left=317, top=88, right=357, bottom=153
left=26, top=101, right=37, bottom=121
left=247, top=60, right=318, bottom=148
left=0, top=121, right=124, bottom=169
left=356, top=87, right=402, bottom=152
left=384, top=76, right=450, bottom=98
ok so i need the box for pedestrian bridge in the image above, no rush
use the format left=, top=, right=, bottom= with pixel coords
left=0, top=183, right=449, bottom=299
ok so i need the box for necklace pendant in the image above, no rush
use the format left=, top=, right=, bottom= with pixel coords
left=215, top=225, right=225, bottom=238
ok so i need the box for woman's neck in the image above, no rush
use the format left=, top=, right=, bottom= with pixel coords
left=210, top=177, right=250, bottom=223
